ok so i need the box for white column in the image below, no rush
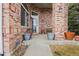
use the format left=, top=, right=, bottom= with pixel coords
left=0, top=3, right=3, bottom=54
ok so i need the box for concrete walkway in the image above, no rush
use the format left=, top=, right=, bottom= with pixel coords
left=24, top=34, right=53, bottom=56
left=23, top=34, right=79, bottom=56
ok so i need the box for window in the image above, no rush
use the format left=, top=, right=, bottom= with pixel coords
left=21, top=5, right=29, bottom=26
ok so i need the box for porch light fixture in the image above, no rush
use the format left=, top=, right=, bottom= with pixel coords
left=58, top=7, right=63, bottom=13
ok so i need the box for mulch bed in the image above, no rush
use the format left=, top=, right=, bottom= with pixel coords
left=11, top=44, right=28, bottom=56
left=50, top=44, right=79, bottom=56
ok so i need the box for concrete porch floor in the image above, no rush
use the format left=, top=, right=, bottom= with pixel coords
left=24, top=34, right=53, bottom=56
left=23, top=34, right=79, bottom=56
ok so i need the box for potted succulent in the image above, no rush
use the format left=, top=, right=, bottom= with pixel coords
left=16, top=34, right=21, bottom=47
left=28, top=28, right=32, bottom=39
left=46, top=28, right=55, bottom=40
left=64, top=32, right=75, bottom=40
left=24, top=28, right=32, bottom=40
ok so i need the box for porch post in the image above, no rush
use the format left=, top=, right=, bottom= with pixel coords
left=52, top=3, right=68, bottom=40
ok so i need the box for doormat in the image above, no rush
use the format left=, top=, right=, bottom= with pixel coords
left=50, top=44, right=79, bottom=56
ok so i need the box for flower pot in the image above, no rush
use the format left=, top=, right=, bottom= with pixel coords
left=75, top=35, right=79, bottom=41
left=24, top=33, right=31, bottom=40
left=64, top=32, right=75, bottom=40
left=26, top=28, right=32, bottom=39
left=16, top=40, right=20, bottom=47
left=47, top=32, right=55, bottom=40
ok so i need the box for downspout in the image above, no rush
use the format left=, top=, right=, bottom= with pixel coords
left=0, top=3, right=4, bottom=56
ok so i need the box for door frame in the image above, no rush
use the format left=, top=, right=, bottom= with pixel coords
left=31, top=11, right=39, bottom=34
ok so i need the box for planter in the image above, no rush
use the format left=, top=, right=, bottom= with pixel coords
left=47, top=32, right=55, bottom=40
left=16, top=40, right=20, bottom=47
left=24, top=28, right=32, bottom=40
left=46, top=28, right=54, bottom=40
left=24, top=33, right=31, bottom=40
left=64, top=32, right=75, bottom=40
left=75, top=35, right=79, bottom=41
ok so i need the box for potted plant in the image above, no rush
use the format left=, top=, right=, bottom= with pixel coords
left=64, top=32, right=75, bottom=40
left=46, top=28, right=55, bottom=40
left=75, top=35, right=79, bottom=41
left=16, top=34, right=21, bottom=47
left=28, top=28, right=32, bottom=39
left=24, top=28, right=32, bottom=40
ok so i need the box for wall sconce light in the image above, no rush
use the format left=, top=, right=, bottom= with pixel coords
left=58, top=7, right=63, bottom=13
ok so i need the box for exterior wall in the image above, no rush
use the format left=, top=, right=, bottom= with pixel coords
left=3, top=3, right=22, bottom=55
left=2, top=3, right=68, bottom=55
left=52, top=3, right=68, bottom=40
left=39, top=8, right=52, bottom=33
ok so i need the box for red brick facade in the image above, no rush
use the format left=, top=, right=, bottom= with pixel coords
left=39, top=8, right=52, bottom=33
left=2, top=3, right=68, bottom=55
left=3, top=3, right=22, bottom=55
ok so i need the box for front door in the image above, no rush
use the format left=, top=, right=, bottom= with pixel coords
left=31, top=15, right=39, bottom=34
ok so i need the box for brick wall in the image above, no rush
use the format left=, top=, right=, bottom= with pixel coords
left=2, top=3, right=68, bottom=55
left=3, top=3, right=22, bottom=55
left=52, top=3, right=68, bottom=40
left=39, top=8, right=52, bottom=33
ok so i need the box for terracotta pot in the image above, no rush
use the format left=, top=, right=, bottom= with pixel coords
left=75, top=35, right=79, bottom=41
left=64, top=32, right=75, bottom=40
